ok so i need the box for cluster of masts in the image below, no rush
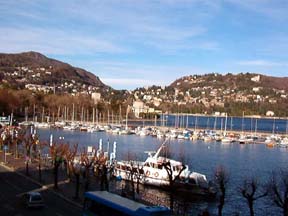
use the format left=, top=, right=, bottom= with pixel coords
left=19, top=119, right=288, bottom=148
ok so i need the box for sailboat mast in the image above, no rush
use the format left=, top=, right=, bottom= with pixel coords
left=224, top=113, right=228, bottom=136
left=125, top=106, right=129, bottom=130
left=255, top=119, right=258, bottom=136
left=92, top=107, right=95, bottom=125
left=286, top=117, right=288, bottom=135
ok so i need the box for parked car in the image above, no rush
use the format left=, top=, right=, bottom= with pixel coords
left=23, top=192, right=45, bottom=208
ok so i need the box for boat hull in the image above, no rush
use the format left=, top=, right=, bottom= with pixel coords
left=114, top=167, right=215, bottom=197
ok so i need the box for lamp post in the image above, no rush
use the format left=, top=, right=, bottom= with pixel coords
left=3, top=145, right=7, bottom=164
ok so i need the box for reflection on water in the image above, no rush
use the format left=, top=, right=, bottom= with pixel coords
left=37, top=128, right=287, bottom=215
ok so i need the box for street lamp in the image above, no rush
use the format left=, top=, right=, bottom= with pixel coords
left=3, top=145, right=8, bottom=164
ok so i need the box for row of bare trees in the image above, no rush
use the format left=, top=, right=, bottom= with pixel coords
left=0, top=126, right=112, bottom=200
left=214, top=166, right=288, bottom=216
left=115, top=144, right=288, bottom=216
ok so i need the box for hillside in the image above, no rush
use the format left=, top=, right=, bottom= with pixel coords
left=132, top=73, right=288, bottom=116
left=0, top=51, right=107, bottom=91
left=170, top=73, right=288, bottom=92
left=0, top=51, right=287, bottom=116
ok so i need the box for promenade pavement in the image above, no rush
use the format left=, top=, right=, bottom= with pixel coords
left=0, top=150, right=96, bottom=215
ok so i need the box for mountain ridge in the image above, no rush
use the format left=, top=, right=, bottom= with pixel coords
left=0, top=51, right=287, bottom=94
left=0, top=51, right=107, bottom=90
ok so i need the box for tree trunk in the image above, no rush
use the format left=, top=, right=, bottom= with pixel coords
left=100, top=166, right=109, bottom=191
left=38, top=163, right=42, bottom=182
left=248, top=200, right=254, bottom=216
left=15, top=144, right=18, bottom=159
left=54, top=163, right=59, bottom=189
left=169, top=180, right=175, bottom=211
left=85, top=168, right=90, bottom=191
left=66, top=163, right=71, bottom=182
left=25, top=162, right=29, bottom=176
left=75, top=174, right=80, bottom=199
left=136, top=178, right=140, bottom=194
left=284, top=200, right=288, bottom=216
left=170, top=191, right=174, bottom=211
left=218, top=195, right=224, bottom=216
left=130, top=173, right=135, bottom=200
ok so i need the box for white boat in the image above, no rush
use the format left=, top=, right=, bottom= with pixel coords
left=278, top=137, right=288, bottom=148
left=34, top=122, right=50, bottom=128
left=114, top=140, right=215, bottom=197
left=221, top=136, right=232, bottom=144
left=238, top=135, right=253, bottom=144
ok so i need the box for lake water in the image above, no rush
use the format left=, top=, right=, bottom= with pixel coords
left=37, top=128, right=287, bottom=215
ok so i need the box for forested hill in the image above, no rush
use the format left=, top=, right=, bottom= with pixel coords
left=132, top=73, right=288, bottom=116
left=169, top=73, right=288, bottom=92
left=0, top=51, right=108, bottom=90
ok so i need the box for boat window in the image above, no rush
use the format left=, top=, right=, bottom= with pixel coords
left=144, top=162, right=150, bottom=167
left=176, top=165, right=183, bottom=172
left=139, top=169, right=144, bottom=174
left=153, top=163, right=161, bottom=169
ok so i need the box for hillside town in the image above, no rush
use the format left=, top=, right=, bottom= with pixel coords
left=1, top=59, right=287, bottom=118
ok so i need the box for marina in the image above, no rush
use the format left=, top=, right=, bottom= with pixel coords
left=19, top=113, right=288, bottom=148
left=32, top=124, right=288, bottom=215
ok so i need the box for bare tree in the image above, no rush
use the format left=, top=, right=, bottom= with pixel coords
left=63, top=143, right=78, bottom=182
left=31, top=133, right=40, bottom=162
left=163, top=160, right=186, bottom=211
left=240, top=177, right=267, bottom=216
left=214, top=165, right=229, bottom=216
left=156, top=142, right=187, bottom=212
left=37, top=140, right=47, bottom=182
left=49, top=142, right=66, bottom=189
left=121, top=152, right=144, bottom=200
left=71, top=162, right=82, bottom=199
left=80, top=146, right=97, bottom=191
left=268, top=170, right=288, bottom=216
left=127, top=161, right=136, bottom=200
left=13, top=127, right=26, bottom=159
left=93, top=151, right=108, bottom=191
left=99, top=163, right=109, bottom=191
left=134, top=162, right=144, bottom=194
left=23, top=134, right=34, bottom=176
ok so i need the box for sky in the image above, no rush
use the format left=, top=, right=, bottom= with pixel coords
left=0, top=0, right=288, bottom=90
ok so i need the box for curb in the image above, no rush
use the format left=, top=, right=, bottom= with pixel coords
left=0, top=162, right=83, bottom=209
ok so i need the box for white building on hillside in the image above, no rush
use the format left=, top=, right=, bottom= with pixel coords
left=132, top=100, right=148, bottom=118
left=91, top=92, right=101, bottom=103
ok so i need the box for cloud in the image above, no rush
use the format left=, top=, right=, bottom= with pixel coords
left=71, top=59, right=209, bottom=89
left=237, top=60, right=286, bottom=67
left=101, top=78, right=166, bottom=90
left=225, top=0, right=288, bottom=20
left=0, top=26, right=127, bottom=55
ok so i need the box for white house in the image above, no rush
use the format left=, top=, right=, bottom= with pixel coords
left=251, top=75, right=260, bottom=82
left=91, top=92, right=101, bottom=103
left=132, top=100, right=148, bottom=118
left=266, top=111, right=275, bottom=117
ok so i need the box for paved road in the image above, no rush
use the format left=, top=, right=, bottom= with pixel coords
left=0, top=164, right=82, bottom=216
